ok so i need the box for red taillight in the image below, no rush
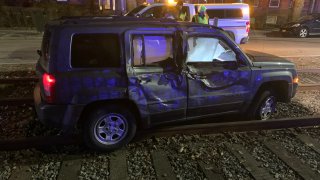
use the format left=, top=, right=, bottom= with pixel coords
left=42, top=73, right=56, bottom=103
left=246, top=21, right=250, bottom=33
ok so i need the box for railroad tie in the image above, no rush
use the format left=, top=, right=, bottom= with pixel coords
left=109, top=149, right=129, bottom=180
left=263, top=139, right=319, bottom=180
left=198, top=161, right=224, bottom=180
left=8, top=165, right=32, bottom=180
left=57, top=155, right=82, bottom=180
left=151, top=150, right=175, bottom=180
left=226, top=143, right=273, bottom=180
left=297, top=134, right=320, bottom=154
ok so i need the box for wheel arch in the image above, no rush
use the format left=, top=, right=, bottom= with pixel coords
left=253, top=80, right=289, bottom=103
left=78, top=99, right=144, bottom=130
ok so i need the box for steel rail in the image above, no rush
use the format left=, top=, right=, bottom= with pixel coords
left=0, top=97, right=34, bottom=105
left=0, top=135, right=81, bottom=151
left=0, top=116, right=319, bottom=151
left=0, top=77, right=38, bottom=83
left=137, top=116, right=320, bottom=138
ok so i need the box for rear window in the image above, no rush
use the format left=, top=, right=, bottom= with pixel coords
left=71, top=34, right=121, bottom=68
left=40, top=30, right=51, bottom=68
left=206, top=9, right=243, bottom=19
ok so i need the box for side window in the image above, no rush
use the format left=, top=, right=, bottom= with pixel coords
left=40, top=30, right=51, bottom=68
left=141, top=6, right=163, bottom=18
left=187, top=37, right=236, bottom=63
left=132, top=35, right=173, bottom=66
left=206, top=9, right=242, bottom=19
left=71, top=34, right=120, bottom=68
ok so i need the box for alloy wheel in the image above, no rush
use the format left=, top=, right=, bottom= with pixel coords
left=299, top=28, right=308, bottom=38
left=93, top=113, right=128, bottom=145
left=259, top=96, right=276, bottom=120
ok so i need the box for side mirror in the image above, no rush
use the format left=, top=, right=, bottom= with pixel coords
left=136, top=14, right=141, bottom=18
left=37, top=50, right=42, bottom=56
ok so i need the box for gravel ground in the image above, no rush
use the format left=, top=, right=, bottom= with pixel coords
left=0, top=84, right=35, bottom=98
left=127, top=142, right=156, bottom=180
left=269, top=130, right=320, bottom=173
left=79, top=154, right=109, bottom=179
left=236, top=132, right=302, bottom=180
left=293, top=90, right=320, bottom=116
left=287, top=57, right=320, bottom=70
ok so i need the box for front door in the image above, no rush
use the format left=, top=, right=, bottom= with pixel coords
left=126, top=30, right=187, bottom=125
left=313, top=17, right=320, bottom=34
left=185, top=34, right=252, bottom=119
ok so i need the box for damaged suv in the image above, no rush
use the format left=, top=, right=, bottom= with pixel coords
left=34, top=17, right=298, bottom=151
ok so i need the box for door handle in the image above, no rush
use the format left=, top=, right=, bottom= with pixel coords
left=138, top=75, right=151, bottom=83
left=186, top=72, right=206, bottom=80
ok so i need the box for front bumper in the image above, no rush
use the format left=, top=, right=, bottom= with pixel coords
left=279, top=27, right=299, bottom=35
left=34, top=84, right=84, bottom=132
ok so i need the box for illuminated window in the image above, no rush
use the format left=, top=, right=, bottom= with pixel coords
left=253, top=0, right=260, bottom=7
left=206, top=9, right=243, bottom=19
left=132, top=35, right=173, bottom=66
left=269, top=0, right=280, bottom=8
left=71, top=34, right=120, bottom=68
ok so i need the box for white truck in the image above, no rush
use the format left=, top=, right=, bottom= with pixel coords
left=125, top=3, right=250, bottom=44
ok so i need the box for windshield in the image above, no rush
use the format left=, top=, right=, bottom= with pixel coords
left=125, top=5, right=147, bottom=16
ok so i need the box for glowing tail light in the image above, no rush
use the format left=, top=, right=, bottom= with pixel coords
left=246, top=21, right=250, bottom=34
left=42, top=73, right=56, bottom=103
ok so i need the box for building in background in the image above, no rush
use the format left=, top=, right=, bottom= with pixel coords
left=2, top=0, right=319, bottom=27
left=245, top=0, right=320, bottom=28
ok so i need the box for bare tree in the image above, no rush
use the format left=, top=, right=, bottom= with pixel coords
left=292, top=0, right=305, bottom=21
left=126, top=0, right=137, bottom=12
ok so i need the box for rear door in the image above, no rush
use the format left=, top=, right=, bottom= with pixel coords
left=185, top=33, right=252, bottom=119
left=125, top=30, right=187, bottom=125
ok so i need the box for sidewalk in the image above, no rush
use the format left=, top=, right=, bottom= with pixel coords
left=0, top=29, right=42, bottom=40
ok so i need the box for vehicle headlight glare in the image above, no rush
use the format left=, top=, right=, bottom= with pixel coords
left=291, top=23, right=300, bottom=27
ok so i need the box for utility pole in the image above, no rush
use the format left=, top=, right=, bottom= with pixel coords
left=292, top=0, right=305, bottom=21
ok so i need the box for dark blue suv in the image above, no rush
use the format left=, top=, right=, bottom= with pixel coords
left=34, top=17, right=298, bottom=151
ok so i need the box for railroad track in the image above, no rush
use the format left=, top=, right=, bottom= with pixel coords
left=0, top=77, right=37, bottom=105
left=1, top=116, right=320, bottom=180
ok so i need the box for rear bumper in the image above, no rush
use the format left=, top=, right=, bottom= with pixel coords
left=240, top=36, right=249, bottom=44
left=34, top=84, right=84, bottom=132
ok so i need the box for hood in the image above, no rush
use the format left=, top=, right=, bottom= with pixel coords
left=245, top=50, right=295, bottom=68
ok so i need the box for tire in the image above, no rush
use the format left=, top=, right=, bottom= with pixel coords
left=83, top=105, right=137, bottom=151
left=298, top=27, right=308, bottom=38
left=247, top=90, right=277, bottom=120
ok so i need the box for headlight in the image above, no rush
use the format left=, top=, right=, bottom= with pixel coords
left=291, top=23, right=300, bottom=27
